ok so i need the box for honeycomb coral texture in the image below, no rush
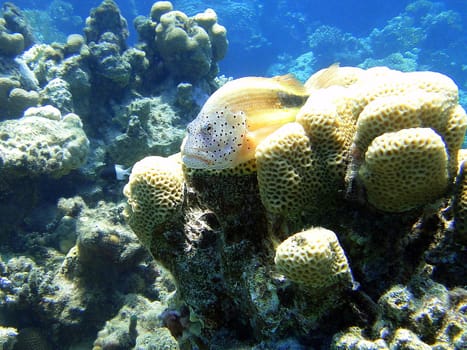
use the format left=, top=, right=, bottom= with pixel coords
left=359, top=128, right=449, bottom=212
left=274, top=227, right=352, bottom=289
left=123, top=155, right=184, bottom=247
left=255, top=122, right=317, bottom=216
left=257, top=66, right=467, bottom=214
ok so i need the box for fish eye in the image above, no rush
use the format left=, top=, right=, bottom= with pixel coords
left=202, top=123, right=213, bottom=133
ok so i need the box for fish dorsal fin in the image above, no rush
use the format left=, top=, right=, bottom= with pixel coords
left=305, top=63, right=341, bottom=91
left=272, top=74, right=308, bottom=96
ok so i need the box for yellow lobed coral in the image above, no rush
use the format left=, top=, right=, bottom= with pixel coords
left=123, top=154, right=184, bottom=247
left=274, top=227, right=353, bottom=289
left=296, top=85, right=358, bottom=184
left=352, top=70, right=466, bottom=177
left=255, top=122, right=318, bottom=216
left=298, top=66, right=466, bottom=213
left=359, top=128, right=449, bottom=212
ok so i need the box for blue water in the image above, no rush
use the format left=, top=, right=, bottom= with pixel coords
left=8, top=0, right=467, bottom=84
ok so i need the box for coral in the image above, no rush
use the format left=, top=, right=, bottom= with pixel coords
left=0, top=57, right=39, bottom=118
left=6, top=87, right=38, bottom=116
left=123, top=154, right=184, bottom=248
left=274, top=227, right=353, bottom=290
left=83, top=0, right=128, bottom=51
left=14, top=328, right=51, bottom=350
left=295, top=84, right=358, bottom=207
left=150, top=1, right=173, bottom=22
left=88, top=33, right=132, bottom=88
left=64, top=34, right=85, bottom=56
left=0, top=196, right=173, bottom=349
left=267, top=52, right=317, bottom=83
left=0, top=30, right=24, bottom=56
left=359, top=128, right=449, bottom=212
left=136, top=1, right=228, bottom=83
left=193, top=9, right=228, bottom=62
left=75, top=201, right=148, bottom=273
left=154, top=11, right=211, bottom=81
left=331, top=278, right=467, bottom=349
left=307, top=25, right=371, bottom=66
left=0, top=1, right=37, bottom=57
left=24, top=105, right=61, bottom=120
left=0, top=110, right=89, bottom=178
left=108, top=97, right=185, bottom=165
left=331, top=327, right=388, bottom=349
left=1, top=2, right=35, bottom=49
left=389, top=328, right=431, bottom=349
left=124, top=66, right=466, bottom=347
left=352, top=70, right=466, bottom=178
left=93, top=294, right=178, bottom=350
left=40, top=78, right=74, bottom=114
left=295, top=66, right=467, bottom=213
left=0, top=327, right=18, bottom=350
left=81, top=1, right=136, bottom=92
left=359, top=51, right=418, bottom=72
left=255, top=122, right=316, bottom=216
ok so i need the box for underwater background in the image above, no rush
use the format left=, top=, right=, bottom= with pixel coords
left=0, top=0, right=466, bottom=349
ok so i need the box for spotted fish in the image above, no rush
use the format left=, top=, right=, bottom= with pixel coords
left=181, top=75, right=309, bottom=170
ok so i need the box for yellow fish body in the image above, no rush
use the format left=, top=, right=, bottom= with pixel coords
left=181, top=75, right=308, bottom=169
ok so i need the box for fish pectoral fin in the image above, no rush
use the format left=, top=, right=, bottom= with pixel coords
left=246, top=109, right=298, bottom=130
left=246, top=123, right=287, bottom=148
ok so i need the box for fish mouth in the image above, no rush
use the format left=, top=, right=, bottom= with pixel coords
left=181, top=150, right=213, bottom=168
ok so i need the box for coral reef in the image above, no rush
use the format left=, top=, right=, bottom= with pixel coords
left=122, top=65, right=467, bottom=348
left=123, top=154, right=184, bottom=248
left=0, top=107, right=89, bottom=178
left=84, top=0, right=128, bottom=51
left=92, top=294, right=179, bottom=350
left=0, top=197, right=175, bottom=348
left=134, top=1, right=228, bottom=83
left=108, top=96, right=186, bottom=165
left=331, top=276, right=467, bottom=349
left=0, top=2, right=35, bottom=57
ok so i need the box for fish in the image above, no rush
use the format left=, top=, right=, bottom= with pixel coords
left=99, top=164, right=132, bottom=181
left=181, top=75, right=309, bottom=170
left=14, top=57, right=39, bottom=90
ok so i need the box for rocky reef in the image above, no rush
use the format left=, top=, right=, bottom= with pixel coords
left=0, top=1, right=227, bottom=349
left=123, top=66, right=467, bottom=348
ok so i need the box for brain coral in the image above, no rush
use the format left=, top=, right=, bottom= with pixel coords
left=274, top=227, right=353, bottom=289
left=295, top=66, right=466, bottom=213
left=359, top=128, right=449, bottom=212
left=352, top=70, right=466, bottom=177
left=123, top=154, right=184, bottom=248
left=296, top=85, right=358, bottom=193
left=0, top=110, right=89, bottom=178
left=255, top=122, right=317, bottom=216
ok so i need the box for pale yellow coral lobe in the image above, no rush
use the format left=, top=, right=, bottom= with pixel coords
left=274, top=227, right=353, bottom=289
left=123, top=154, right=184, bottom=247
